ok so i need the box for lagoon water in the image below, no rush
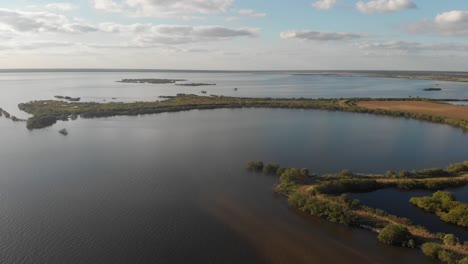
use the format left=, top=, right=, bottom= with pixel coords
left=1, top=71, right=468, bottom=263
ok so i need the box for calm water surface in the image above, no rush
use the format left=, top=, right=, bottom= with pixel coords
left=349, top=186, right=468, bottom=241
left=2, top=71, right=467, bottom=264
left=2, top=107, right=468, bottom=263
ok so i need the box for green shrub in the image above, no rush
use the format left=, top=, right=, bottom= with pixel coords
left=385, top=170, right=396, bottom=178
left=443, top=234, right=459, bottom=246
left=377, top=225, right=413, bottom=247
left=413, top=168, right=449, bottom=178
left=410, top=191, right=468, bottom=227
left=314, top=179, right=381, bottom=195
left=438, top=249, right=457, bottom=264
left=338, top=169, right=353, bottom=178
left=276, top=168, right=286, bottom=176
left=247, top=161, right=264, bottom=172
left=398, top=170, right=411, bottom=178
left=406, top=239, right=416, bottom=248
left=421, top=242, right=440, bottom=258
left=263, top=163, right=280, bottom=175
left=446, top=161, right=468, bottom=174
left=280, top=168, right=308, bottom=184
left=288, top=192, right=357, bottom=226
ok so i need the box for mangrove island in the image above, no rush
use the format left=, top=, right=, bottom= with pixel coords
left=246, top=160, right=468, bottom=264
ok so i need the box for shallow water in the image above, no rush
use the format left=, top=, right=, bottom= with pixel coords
left=2, top=105, right=467, bottom=263
left=349, top=185, right=468, bottom=241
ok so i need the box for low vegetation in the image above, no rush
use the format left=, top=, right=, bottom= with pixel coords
left=246, top=160, right=468, bottom=263
left=377, top=225, right=415, bottom=247
left=54, top=95, right=80, bottom=102
left=0, top=108, right=24, bottom=122
left=423, top=88, right=442, bottom=91
left=175, top=83, right=216, bottom=86
left=410, top=191, right=468, bottom=228
left=16, top=95, right=468, bottom=130
left=118, top=79, right=186, bottom=84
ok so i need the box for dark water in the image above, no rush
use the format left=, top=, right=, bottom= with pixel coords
left=349, top=186, right=468, bottom=241
left=2, top=108, right=467, bottom=263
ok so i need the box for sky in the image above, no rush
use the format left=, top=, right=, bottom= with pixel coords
left=0, top=0, right=468, bottom=70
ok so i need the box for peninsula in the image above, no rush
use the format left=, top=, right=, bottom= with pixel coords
left=17, top=95, right=468, bottom=130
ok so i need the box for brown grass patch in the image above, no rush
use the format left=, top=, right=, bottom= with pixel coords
left=357, top=101, right=468, bottom=121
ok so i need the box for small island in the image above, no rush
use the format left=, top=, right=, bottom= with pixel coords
left=118, top=79, right=186, bottom=84
left=246, top=160, right=468, bottom=264
left=175, top=83, right=216, bottom=86
left=0, top=108, right=25, bottom=122
left=55, top=96, right=81, bottom=102
left=58, top=128, right=68, bottom=136
left=424, top=88, right=442, bottom=91
left=410, top=191, right=468, bottom=228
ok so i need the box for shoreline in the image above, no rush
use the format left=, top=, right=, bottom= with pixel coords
left=16, top=95, right=468, bottom=130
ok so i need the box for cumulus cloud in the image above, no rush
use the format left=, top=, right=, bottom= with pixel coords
left=0, top=8, right=97, bottom=33
left=92, top=0, right=233, bottom=18
left=280, top=30, right=367, bottom=41
left=237, top=9, right=267, bottom=17
left=356, top=0, right=416, bottom=14
left=45, top=3, right=79, bottom=11
left=0, top=41, right=76, bottom=50
left=91, top=0, right=123, bottom=13
left=312, top=0, right=337, bottom=10
left=406, top=10, right=468, bottom=37
left=136, top=25, right=260, bottom=45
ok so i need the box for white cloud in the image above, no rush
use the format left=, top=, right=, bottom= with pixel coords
left=280, top=30, right=367, bottom=41
left=91, top=0, right=123, bottom=12
left=312, top=0, right=337, bottom=10
left=406, top=10, right=468, bottom=37
left=225, top=16, right=240, bottom=22
left=0, top=8, right=97, bottom=33
left=237, top=9, right=267, bottom=18
left=136, top=25, right=260, bottom=45
left=92, top=0, right=233, bottom=18
left=45, top=3, right=79, bottom=11
left=97, top=22, right=151, bottom=33
left=356, top=0, right=416, bottom=14
left=0, top=41, right=76, bottom=50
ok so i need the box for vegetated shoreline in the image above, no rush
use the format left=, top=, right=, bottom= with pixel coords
left=175, top=83, right=216, bottom=86
left=293, top=71, right=468, bottom=83
left=410, top=191, right=468, bottom=228
left=118, top=78, right=186, bottom=84
left=117, top=79, right=217, bottom=86
left=17, top=94, right=468, bottom=130
left=54, top=95, right=80, bottom=102
left=246, top=161, right=468, bottom=263
left=0, top=107, right=25, bottom=122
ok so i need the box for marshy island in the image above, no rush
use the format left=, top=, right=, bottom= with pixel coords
left=246, top=160, right=468, bottom=264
